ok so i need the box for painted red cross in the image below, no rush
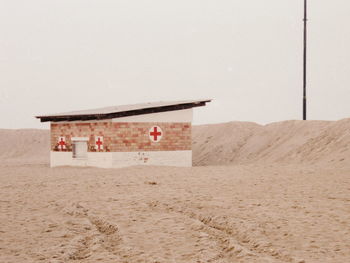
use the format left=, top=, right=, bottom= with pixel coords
left=58, top=138, right=65, bottom=150
left=150, top=126, right=162, bottom=141
left=96, top=137, right=103, bottom=150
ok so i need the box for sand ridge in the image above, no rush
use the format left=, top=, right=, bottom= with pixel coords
left=193, top=118, right=350, bottom=167
left=0, top=129, right=49, bottom=165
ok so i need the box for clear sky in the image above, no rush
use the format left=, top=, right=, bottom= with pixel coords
left=0, top=0, right=349, bottom=129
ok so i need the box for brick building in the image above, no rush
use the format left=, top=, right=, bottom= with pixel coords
left=36, top=99, right=211, bottom=168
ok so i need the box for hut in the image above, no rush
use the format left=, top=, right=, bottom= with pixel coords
left=36, top=99, right=211, bottom=168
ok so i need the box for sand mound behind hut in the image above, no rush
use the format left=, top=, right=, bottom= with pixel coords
left=0, top=129, right=50, bottom=164
left=193, top=118, right=350, bottom=167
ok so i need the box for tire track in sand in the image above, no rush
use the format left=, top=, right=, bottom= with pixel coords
left=148, top=200, right=303, bottom=263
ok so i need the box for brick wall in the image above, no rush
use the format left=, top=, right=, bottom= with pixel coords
left=50, top=122, right=191, bottom=152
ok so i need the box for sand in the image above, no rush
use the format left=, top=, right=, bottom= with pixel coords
left=0, top=119, right=349, bottom=262
left=0, top=129, right=49, bottom=165
left=193, top=119, right=350, bottom=167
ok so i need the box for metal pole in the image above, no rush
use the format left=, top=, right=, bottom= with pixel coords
left=303, top=0, right=307, bottom=120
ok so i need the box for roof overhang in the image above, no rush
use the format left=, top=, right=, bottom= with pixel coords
left=36, top=99, right=211, bottom=123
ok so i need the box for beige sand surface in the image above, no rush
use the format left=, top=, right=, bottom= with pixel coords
left=0, top=129, right=49, bottom=165
left=193, top=119, right=350, bottom=167
left=0, top=119, right=349, bottom=262
left=1, top=164, right=349, bottom=263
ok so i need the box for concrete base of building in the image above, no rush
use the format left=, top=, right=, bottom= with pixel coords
left=50, top=150, right=192, bottom=168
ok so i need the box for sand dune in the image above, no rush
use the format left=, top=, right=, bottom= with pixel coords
left=193, top=118, right=350, bottom=167
left=0, top=129, right=49, bottom=164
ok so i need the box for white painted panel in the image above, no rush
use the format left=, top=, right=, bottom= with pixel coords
left=50, top=151, right=113, bottom=168
left=112, top=109, right=193, bottom=123
left=86, top=152, right=113, bottom=168
left=50, top=150, right=192, bottom=168
left=112, top=150, right=192, bottom=168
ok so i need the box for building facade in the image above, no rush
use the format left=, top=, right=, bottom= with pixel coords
left=36, top=100, right=210, bottom=168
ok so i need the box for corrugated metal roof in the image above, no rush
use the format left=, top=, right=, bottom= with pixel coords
left=36, top=99, right=211, bottom=122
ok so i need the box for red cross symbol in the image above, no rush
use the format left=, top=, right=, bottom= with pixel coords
left=96, top=137, right=103, bottom=150
left=58, top=138, right=66, bottom=150
left=149, top=126, right=162, bottom=142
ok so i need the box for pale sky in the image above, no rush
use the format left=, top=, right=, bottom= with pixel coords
left=0, top=0, right=349, bottom=129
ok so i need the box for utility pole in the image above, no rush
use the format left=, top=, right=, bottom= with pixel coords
left=303, top=0, right=307, bottom=120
